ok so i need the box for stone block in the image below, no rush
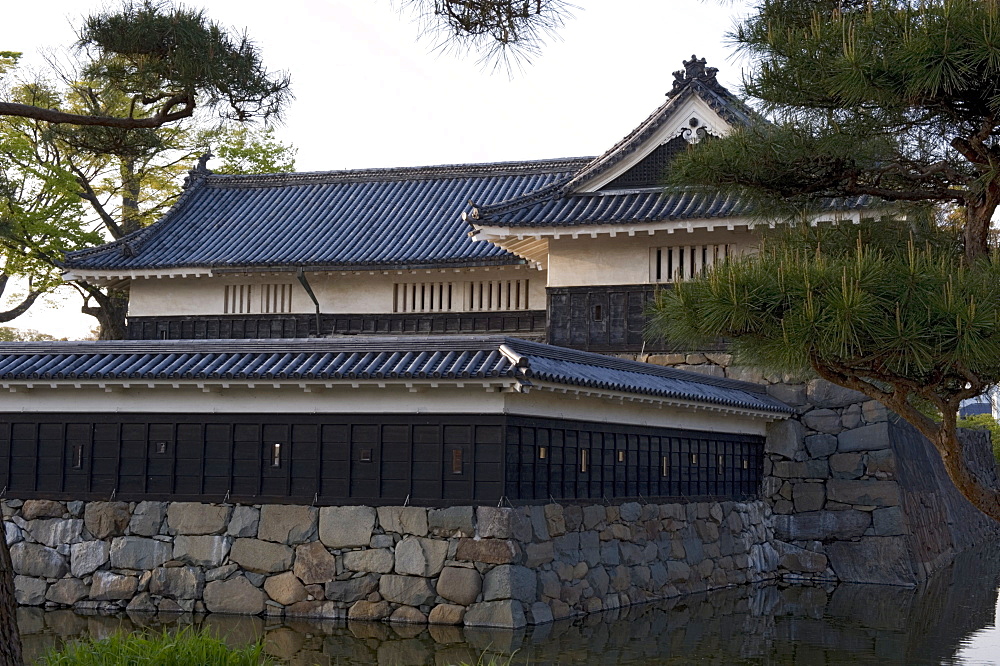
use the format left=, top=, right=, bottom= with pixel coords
left=258, top=505, right=317, bottom=544
left=229, top=538, right=293, bottom=574
left=527, top=505, right=550, bottom=541
left=204, top=575, right=266, bottom=614
left=173, top=535, right=230, bottom=568
left=14, top=576, right=47, bottom=605
left=802, top=409, right=843, bottom=434
left=772, top=510, right=871, bottom=541
left=543, top=504, right=566, bottom=537
left=395, top=536, right=448, bottom=577
left=150, top=566, right=204, bottom=600
left=437, top=566, right=482, bottom=606
left=767, top=383, right=807, bottom=406
left=325, top=574, right=378, bottom=603
left=227, top=506, right=260, bottom=538
left=825, top=537, right=917, bottom=585
left=829, top=453, right=864, bottom=479
left=428, top=603, right=466, bottom=625
left=792, top=483, right=826, bottom=512
left=90, top=571, right=138, bottom=600
left=525, top=541, right=555, bottom=568
left=129, top=501, right=167, bottom=537
left=866, top=449, right=897, bottom=476
left=483, top=565, right=536, bottom=603
left=563, top=505, right=584, bottom=532
left=343, top=548, right=394, bottom=574
left=71, top=540, right=109, bottom=578
left=167, top=503, right=230, bottom=535
left=778, top=545, right=828, bottom=573
left=582, top=505, right=606, bottom=530
left=264, top=571, right=308, bottom=605
left=110, top=537, right=171, bottom=570
left=476, top=506, right=530, bottom=541
left=11, top=542, right=68, bottom=578
left=841, top=404, right=863, bottom=429
left=807, top=379, right=867, bottom=408
left=293, top=542, right=336, bottom=584
left=390, top=605, right=427, bottom=624
left=379, top=574, right=436, bottom=606
left=46, top=578, right=88, bottom=606
left=804, top=434, right=838, bottom=458
left=838, top=422, right=891, bottom=452
left=377, top=506, right=428, bottom=536
left=862, top=401, right=889, bottom=423
left=348, top=600, right=391, bottom=621
left=4, top=522, right=21, bottom=547
left=873, top=507, right=906, bottom=536
left=826, top=479, right=900, bottom=507
left=427, top=506, right=474, bottom=537
left=766, top=419, right=805, bottom=459
left=318, top=506, right=375, bottom=548
left=665, top=561, right=691, bottom=583
left=619, top=502, right=641, bottom=522
left=455, top=538, right=520, bottom=564
left=464, top=600, right=527, bottom=628
left=21, top=500, right=65, bottom=520
left=84, top=502, right=131, bottom=539
left=26, top=518, right=83, bottom=548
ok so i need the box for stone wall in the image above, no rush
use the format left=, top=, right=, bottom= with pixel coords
left=636, top=351, right=1000, bottom=585
left=2, top=497, right=776, bottom=628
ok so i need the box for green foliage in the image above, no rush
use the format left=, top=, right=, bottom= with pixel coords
left=649, top=219, right=1000, bottom=412
left=671, top=0, right=1000, bottom=259
left=38, top=627, right=272, bottom=666
left=202, top=125, right=296, bottom=175
left=957, top=412, right=1000, bottom=462
left=78, top=0, right=292, bottom=123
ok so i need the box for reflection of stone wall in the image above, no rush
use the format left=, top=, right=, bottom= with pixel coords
left=635, top=351, right=1000, bottom=585
left=3, top=497, right=776, bottom=628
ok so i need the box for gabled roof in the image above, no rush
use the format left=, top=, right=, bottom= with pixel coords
left=468, top=56, right=760, bottom=228
left=62, top=159, right=589, bottom=274
left=0, top=336, right=793, bottom=417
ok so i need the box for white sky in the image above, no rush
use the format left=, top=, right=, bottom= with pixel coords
left=2, top=0, right=752, bottom=339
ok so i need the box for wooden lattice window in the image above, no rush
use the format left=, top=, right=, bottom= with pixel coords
left=650, top=244, right=732, bottom=283
left=393, top=279, right=530, bottom=313
left=223, top=285, right=253, bottom=314
left=260, top=284, right=293, bottom=313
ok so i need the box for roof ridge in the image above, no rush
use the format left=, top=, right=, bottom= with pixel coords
left=201, top=157, right=594, bottom=189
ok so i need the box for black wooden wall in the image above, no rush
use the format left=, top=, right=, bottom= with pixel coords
left=0, top=413, right=763, bottom=505
left=128, top=311, right=547, bottom=341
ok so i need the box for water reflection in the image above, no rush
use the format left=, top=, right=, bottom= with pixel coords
left=20, top=542, right=1000, bottom=665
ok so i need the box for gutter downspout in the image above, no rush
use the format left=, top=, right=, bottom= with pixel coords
left=296, top=269, right=322, bottom=336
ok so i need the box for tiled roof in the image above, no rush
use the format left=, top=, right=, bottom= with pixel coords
left=471, top=71, right=762, bottom=226
left=474, top=189, right=874, bottom=228
left=0, top=336, right=793, bottom=415
left=62, top=159, right=590, bottom=272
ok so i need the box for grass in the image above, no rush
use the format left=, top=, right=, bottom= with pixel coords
left=37, top=627, right=272, bottom=666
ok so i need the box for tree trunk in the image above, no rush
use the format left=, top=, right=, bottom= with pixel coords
left=0, top=535, right=23, bottom=666
left=930, top=426, right=1000, bottom=523
left=81, top=287, right=129, bottom=340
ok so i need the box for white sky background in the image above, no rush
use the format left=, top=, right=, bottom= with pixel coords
left=1, top=0, right=752, bottom=339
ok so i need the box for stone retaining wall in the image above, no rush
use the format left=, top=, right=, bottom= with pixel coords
left=2, top=497, right=777, bottom=628
left=633, top=352, right=1000, bottom=585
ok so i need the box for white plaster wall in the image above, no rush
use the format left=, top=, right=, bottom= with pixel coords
left=1, top=382, right=778, bottom=436
left=128, top=265, right=547, bottom=316
left=546, top=228, right=757, bottom=287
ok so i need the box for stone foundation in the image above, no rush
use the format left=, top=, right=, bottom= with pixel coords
left=635, top=352, right=1000, bottom=585
left=3, top=497, right=776, bottom=628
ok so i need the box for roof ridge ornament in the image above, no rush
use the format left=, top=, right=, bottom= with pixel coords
left=667, top=55, right=722, bottom=98
left=183, top=150, right=214, bottom=189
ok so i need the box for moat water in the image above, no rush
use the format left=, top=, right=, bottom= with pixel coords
left=18, top=543, right=1000, bottom=665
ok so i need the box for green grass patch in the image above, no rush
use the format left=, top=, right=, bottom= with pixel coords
left=37, top=626, right=272, bottom=666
